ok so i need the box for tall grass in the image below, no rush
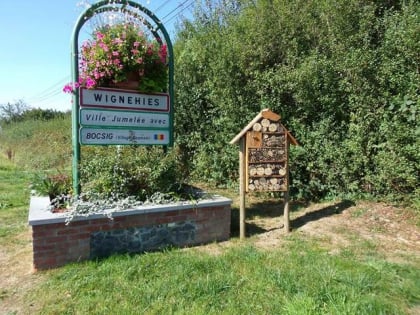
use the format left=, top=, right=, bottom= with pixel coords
left=0, top=115, right=72, bottom=170
left=0, top=158, right=32, bottom=240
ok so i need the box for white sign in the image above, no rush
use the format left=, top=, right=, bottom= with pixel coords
left=80, top=88, right=169, bottom=112
left=80, top=109, right=170, bottom=128
left=80, top=128, right=170, bottom=145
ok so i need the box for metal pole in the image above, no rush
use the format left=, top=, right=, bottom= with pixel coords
left=70, top=0, right=174, bottom=196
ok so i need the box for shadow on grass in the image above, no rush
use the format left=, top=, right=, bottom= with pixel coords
left=230, top=201, right=291, bottom=238
left=230, top=199, right=355, bottom=237
left=292, top=199, right=355, bottom=230
left=246, top=199, right=309, bottom=218
left=231, top=193, right=307, bottom=219
left=230, top=208, right=268, bottom=238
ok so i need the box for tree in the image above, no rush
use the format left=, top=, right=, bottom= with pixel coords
left=0, top=100, right=30, bottom=123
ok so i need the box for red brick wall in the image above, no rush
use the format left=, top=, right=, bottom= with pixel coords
left=31, top=204, right=230, bottom=270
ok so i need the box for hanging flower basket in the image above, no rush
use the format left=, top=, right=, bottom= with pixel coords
left=64, top=23, right=168, bottom=93
left=108, top=71, right=141, bottom=90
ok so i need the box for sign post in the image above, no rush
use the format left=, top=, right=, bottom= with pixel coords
left=79, top=88, right=171, bottom=146
left=70, top=1, right=174, bottom=196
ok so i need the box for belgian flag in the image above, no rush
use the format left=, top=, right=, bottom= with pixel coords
left=154, top=134, right=165, bottom=140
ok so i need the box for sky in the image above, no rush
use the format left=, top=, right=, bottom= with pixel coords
left=0, top=0, right=194, bottom=112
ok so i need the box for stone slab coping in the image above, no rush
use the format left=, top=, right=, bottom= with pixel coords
left=28, top=195, right=232, bottom=226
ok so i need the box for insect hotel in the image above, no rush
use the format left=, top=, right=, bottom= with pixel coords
left=230, top=109, right=298, bottom=238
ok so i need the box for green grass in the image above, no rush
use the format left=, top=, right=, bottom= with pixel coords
left=0, top=161, right=418, bottom=314
left=1, top=118, right=419, bottom=314
left=0, top=115, right=72, bottom=170
left=0, top=158, right=32, bottom=240
left=25, top=240, right=419, bottom=314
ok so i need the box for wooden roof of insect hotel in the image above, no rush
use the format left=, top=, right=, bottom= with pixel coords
left=229, top=108, right=298, bottom=145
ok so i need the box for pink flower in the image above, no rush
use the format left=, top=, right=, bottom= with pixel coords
left=96, top=31, right=104, bottom=40
left=62, top=82, right=80, bottom=94
left=113, top=38, right=123, bottom=45
left=63, top=84, right=73, bottom=93
left=86, top=77, right=96, bottom=88
left=74, top=24, right=168, bottom=92
left=99, top=42, right=109, bottom=52
left=159, top=44, right=167, bottom=63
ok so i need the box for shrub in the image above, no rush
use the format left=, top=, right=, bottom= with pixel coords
left=79, top=146, right=186, bottom=201
left=31, top=172, right=72, bottom=201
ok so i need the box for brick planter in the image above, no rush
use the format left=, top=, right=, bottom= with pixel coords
left=28, top=196, right=231, bottom=270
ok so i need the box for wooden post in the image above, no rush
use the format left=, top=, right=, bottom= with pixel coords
left=283, top=191, right=290, bottom=233
left=283, top=140, right=291, bottom=233
left=239, top=138, right=246, bottom=239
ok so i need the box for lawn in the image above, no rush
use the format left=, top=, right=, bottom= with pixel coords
left=0, top=156, right=419, bottom=314
left=24, top=241, right=419, bottom=314
left=0, top=154, right=418, bottom=315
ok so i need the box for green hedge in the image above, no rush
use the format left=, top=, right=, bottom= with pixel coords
left=174, top=0, right=419, bottom=202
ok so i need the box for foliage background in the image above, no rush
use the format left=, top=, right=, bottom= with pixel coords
left=174, top=0, right=419, bottom=202
left=0, top=0, right=418, bottom=205
left=0, top=3, right=419, bottom=313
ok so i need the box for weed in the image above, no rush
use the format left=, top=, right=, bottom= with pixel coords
left=351, top=207, right=367, bottom=218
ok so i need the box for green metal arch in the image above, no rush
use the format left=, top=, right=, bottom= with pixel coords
left=71, top=0, right=174, bottom=195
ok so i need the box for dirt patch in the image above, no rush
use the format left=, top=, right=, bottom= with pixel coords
left=248, top=200, right=420, bottom=264
left=197, top=199, right=419, bottom=266
left=0, top=229, right=45, bottom=315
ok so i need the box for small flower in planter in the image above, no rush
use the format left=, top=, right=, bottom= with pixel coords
left=63, top=23, right=168, bottom=93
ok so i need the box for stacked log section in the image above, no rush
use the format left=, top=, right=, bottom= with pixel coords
left=248, top=177, right=286, bottom=191
left=246, top=119, right=288, bottom=192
